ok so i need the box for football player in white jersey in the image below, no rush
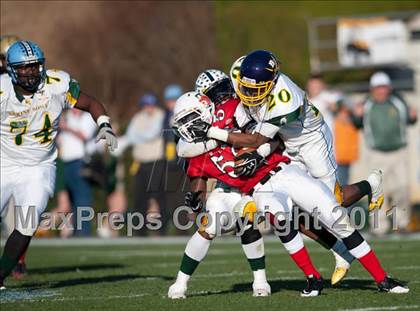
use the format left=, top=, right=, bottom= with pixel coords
left=0, top=34, right=30, bottom=279
left=0, top=40, right=117, bottom=290
left=204, top=50, right=384, bottom=284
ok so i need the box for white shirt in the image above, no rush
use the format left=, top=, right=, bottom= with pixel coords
left=58, top=110, right=97, bottom=162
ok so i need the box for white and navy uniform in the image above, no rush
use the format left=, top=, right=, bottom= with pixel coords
left=0, top=69, right=80, bottom=235
left=235, top=73, right=339, bottom=192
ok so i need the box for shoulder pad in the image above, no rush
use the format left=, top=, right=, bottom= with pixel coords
left=44, top=69, right=72, bottom=94
left=264, top=73, right=305, bottom=119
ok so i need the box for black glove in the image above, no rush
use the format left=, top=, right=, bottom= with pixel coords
left=234, top=150, right=265, bottom=177
left=184, top=191, right=204, bottom=213
left=189, top=120, right=210, bottom=143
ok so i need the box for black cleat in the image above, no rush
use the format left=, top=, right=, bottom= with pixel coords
left=301, top=275, right=323, bottom=297
left=378, top=276, right=409, bottom=294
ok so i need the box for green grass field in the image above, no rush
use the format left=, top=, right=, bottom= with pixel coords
left=1, top=237, right=420, bottom=311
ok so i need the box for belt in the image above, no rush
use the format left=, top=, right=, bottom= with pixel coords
left=249, top=166, right=282, bottom=195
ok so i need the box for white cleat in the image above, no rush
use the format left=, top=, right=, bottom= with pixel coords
left=168, top=282, right=187, bottom=299
left=252, top=281, right=271, bottom=297
left=367, top=170, right=384, bottom=211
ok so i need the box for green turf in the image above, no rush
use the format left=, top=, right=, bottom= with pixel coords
left=1, top=238, right=420, bottom=311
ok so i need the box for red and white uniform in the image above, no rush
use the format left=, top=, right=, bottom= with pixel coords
left=178, top=97, right=356, bottom=241
left=187, top=146, right=288, bottom=194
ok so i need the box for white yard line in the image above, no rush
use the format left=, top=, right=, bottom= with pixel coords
left=0, top=293, right=149, bottom=304
left=2, top=232, right=418, bottom=247
left=339, top=305, right=419, bottom=311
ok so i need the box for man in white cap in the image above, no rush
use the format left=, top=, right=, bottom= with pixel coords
left=353, top=71, right=417, bottom=236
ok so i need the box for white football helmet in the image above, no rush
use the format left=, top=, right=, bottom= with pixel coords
left=195, top=69, right=235, bottom=105
left=173, top=91, right=214, bottom=143
left=229, top=55, right=245, bottom=93
left=195, top=69, right=228, bottom=93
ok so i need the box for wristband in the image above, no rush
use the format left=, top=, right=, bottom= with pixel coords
left=207, top=127, right=229, bottom=142
left=97, top=115, right=110, bottom=126
left=257, top=143, right=271, bottom=158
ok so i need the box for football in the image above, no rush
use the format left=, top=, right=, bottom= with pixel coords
left=234, top=147, right=256, bottom=167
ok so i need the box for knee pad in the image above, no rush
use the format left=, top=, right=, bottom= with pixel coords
left=233, top=196, right=257, bottom=223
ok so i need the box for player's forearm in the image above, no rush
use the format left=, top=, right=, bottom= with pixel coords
left=207, top=127, right=269, bottom=148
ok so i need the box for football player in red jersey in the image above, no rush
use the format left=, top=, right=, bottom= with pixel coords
left=178, top=88, right=409, bottom=295
left=168, top=71, right=273, bottom=298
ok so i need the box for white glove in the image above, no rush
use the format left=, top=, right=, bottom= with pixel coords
left=95, top=116, right=118, bottom=152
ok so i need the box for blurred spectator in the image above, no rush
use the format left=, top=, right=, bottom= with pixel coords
left=58, top=109, right=97, bottom=236
left=307, top=73, right=341, bottom=134
left=334, top=99, right=359, bottom=186
left=125, top=93, right=167, bottom=236
left=353, top=72, right=417, bottom=235
left=162, top=84, right=190, bottom=234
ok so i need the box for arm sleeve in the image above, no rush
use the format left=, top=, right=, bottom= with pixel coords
left=64, top=78, right=81, bottom=109
left=177, top=139, right=218, bottom=158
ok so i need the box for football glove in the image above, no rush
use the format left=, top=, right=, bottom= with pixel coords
left=234, top=150, right=265, bottom=177
left=185, top=191, right=204, bottom=213
left=189, top=121, right=211, bottom=143
left=95, top=123, right=118, bottom=152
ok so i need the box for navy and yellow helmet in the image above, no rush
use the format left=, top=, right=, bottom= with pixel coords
left=236, top=50, right=279, bottom=106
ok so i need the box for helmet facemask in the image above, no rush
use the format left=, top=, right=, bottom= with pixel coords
left=203, top=78, right=235, bottom=105
left=173, top=106, right=213, bottom=143
left=9, top=60, right=46, bottom=93
left=236, top=75, right=274, bottom=107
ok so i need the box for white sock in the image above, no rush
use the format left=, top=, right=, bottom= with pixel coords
left=185, top=231, right=211, bottom=262
left=242, top=237, right=267, bottom=283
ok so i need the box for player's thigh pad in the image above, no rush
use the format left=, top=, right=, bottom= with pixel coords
left=300, top=124, right=338, bottom=191
left=0, top=165, right=20, bottom=214
left=13, top=165, right=56, bottom=236
left=275, top=164, right=354, bottom=238
left=252, top=185, right=292, bottom=223
left=204, top=189, right=241, bottom=237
